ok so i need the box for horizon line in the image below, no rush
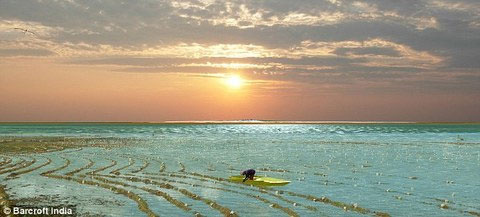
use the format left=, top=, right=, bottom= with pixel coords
left=0, top=120, right=479, bottom=124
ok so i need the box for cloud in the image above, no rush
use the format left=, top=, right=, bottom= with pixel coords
left=0, top=48, right=55, bottom=57
left=333, top=47, right=401, bottom=57
left=0, top=19, right=61, bottom=38
left=0, top=0, right=478, bottom=93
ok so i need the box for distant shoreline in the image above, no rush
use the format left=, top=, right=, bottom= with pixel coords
left=0, top=121, right=479, bottom=124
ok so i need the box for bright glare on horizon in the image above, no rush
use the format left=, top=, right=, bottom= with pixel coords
left=225, top=75, right=244, bottom=89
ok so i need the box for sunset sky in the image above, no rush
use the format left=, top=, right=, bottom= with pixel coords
left=1, top=0, right=479, bottom=122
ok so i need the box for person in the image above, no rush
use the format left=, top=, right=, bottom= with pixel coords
left=241, top=169, right=255, bottom=182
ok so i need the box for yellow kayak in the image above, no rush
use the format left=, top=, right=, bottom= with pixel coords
left=229, top=175, right=290, bottom=186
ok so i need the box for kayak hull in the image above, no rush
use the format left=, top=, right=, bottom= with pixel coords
left=229, top=175, right=290, bottom=186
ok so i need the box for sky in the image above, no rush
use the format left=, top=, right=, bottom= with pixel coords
left=0, top=0, right=479, bottom=122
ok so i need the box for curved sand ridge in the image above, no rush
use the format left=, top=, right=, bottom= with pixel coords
left=1, top=136, right=479, bottom=216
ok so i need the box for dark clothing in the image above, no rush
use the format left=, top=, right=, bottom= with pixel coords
left=242, top=169, right=255, bottom=182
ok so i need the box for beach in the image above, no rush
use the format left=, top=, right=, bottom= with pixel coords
left=1, top=123, right=479, bottom=216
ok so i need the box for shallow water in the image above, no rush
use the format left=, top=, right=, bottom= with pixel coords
left=1, top=123, right=479, bottom=216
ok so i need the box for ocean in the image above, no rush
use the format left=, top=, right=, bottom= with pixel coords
left=0, top=123, right=479, bottom=216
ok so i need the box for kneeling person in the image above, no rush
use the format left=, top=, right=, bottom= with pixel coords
left=242, top=169, right=255, bottom=182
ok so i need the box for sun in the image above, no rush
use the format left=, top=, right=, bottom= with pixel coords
left=225, top=75, right=244, bottom=89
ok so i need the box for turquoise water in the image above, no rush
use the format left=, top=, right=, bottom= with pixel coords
left=1, top=123, right=479, bottom=216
